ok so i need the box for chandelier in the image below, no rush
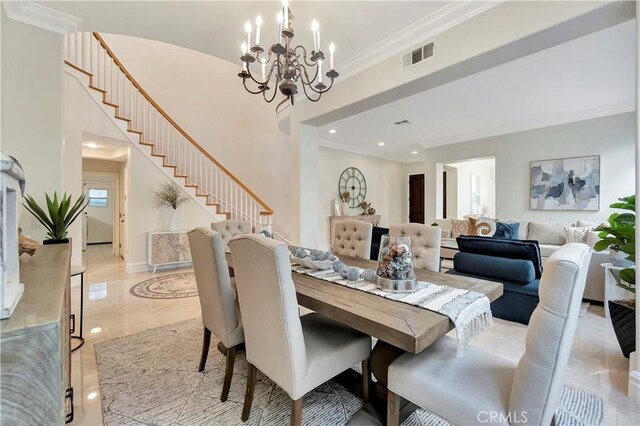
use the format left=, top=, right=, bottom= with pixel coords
left=238, top=0, right=338, bottom=109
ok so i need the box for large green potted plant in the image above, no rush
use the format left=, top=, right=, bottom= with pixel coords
left=594, top=195, right=635, bottom=357
left=23, top=192, right=88, bottom=245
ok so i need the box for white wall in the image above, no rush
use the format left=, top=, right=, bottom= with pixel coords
left=447, top=159, right=495, bottom=218
left=66, top=72, right=216, bottom=271
left=424, top=113, right=636, bottom=224
left=1, top=14, right=64, bottom=245
left=100, top=34, right=293, bottom=241
left=317, top=145, right=413, bottom=250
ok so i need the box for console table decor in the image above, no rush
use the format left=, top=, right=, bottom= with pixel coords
left=148, top=231, right=192, bottom=273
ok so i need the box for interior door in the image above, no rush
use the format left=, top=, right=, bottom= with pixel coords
left=84, top=182, right=114, bottom=244
left=409, top=174, right=425, bottom=224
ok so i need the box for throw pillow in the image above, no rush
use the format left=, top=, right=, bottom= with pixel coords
left=528, top=221, right=571, bottom=245
left=494, top=222, right=520, bottom=240
left=585, top=230, right=601, bottom=249
left=564, top=226, right=590, bottom=244
left=471, top=217, right=497, bottom=237
left=451, top=219, right=470, bottom=238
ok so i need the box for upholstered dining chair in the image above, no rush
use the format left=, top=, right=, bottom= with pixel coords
left=390, top=223, right=441, bottom=272
left=187, top=227, right=244, bottom=402
left=211, top=220, right=252, bottom=250
left=229, top=234, right=372, bottom=425
left=331, top=219, right=373, bottom=259
left=386, top=243, right=592, bottom=426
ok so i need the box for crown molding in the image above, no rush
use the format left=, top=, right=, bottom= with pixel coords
left=337, top=1, right=501, bottom=81
left=2, top=1, right=82, bottom=34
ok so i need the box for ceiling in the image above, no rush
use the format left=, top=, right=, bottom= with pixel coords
left=318, top=20, right=636, bottom=162
left=41, top=1, right=452, bottom=69
left=82, top=132, right=129, bottom=160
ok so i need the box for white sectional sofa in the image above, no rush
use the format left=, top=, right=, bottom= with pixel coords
left=435, top=218, right=608, bottom=302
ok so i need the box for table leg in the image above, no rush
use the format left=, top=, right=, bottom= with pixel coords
left=604, top=269, right=611, bottom=319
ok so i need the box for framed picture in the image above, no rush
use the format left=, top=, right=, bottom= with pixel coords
left=530, top=155, right=600, bottom=211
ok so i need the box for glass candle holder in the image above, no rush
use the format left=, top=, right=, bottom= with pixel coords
left=375, top=235, right=418, bottom=293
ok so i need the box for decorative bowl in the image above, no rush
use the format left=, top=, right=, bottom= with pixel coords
left=290, top=248, right=338, bottom=271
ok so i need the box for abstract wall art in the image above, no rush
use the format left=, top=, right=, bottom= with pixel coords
left=530, top=155, right=600, bottom=211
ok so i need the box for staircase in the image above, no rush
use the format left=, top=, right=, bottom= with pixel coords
left=64, top=32, right=273, bottom=233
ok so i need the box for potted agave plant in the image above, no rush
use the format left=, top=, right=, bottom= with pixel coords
left=594, top=195, right=635, bottom=357
left=23, top=192, right=88, bottom=244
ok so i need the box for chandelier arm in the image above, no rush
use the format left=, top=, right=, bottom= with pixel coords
left=302, top=75, right=335, bottom=95
left=242, top=78, right=266, bottom=95
left=293, top=45, right=316, bottom=67
left=245, top=63, right=269, bottom=87
left=300, top=82, right=323, bottom=102
left=262, top=84, right=279, bottom=103
left=298, top=63, right=319, bottom=87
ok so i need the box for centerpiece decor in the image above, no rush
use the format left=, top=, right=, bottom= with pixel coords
left=238, top=0, right=339, bottom=110
left=23, top=192, right=88, bottom=245
left=152, top=181, right=189, bottom=231
left=375, top=235, right=418, bottom=293
left=594, top=195, right=635, bottom=357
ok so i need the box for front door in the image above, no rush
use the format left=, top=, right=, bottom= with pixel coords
left=409, top=174, right=425, bottom=224
left=84, top=182, right=114, bottom=244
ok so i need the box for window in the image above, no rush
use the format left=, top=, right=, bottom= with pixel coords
left=88, top=188, right=108, bottom=207
left=470, top=174, right=481, bottom=215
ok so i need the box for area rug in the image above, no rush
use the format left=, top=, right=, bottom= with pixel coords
left=130, top=272, right=197, bottom=299
left=95, top=319, right=604, bottom=426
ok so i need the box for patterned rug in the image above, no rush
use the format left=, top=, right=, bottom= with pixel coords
left=95, top=319, right=604, bottom=426
left=130, top=272, right=197, bottom=299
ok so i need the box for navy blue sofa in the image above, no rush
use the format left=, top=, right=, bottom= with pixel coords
left=446, top=236, right=543, bottom=325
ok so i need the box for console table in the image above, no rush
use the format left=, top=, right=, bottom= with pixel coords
left=1, top=244, right=73, bottom=424
left=148, top=231, right=192, bottom=273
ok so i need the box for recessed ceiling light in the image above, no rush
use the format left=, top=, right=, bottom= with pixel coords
left=412, top=150, right=419, bottom=154
left=90, top=327, right=103, bottom=334
left=87, top=392, right=98, bottom=400
left=378, top=142, right=385, bottom=146
left=84, top=142, right=99, bottom=149
left=329, top=129, right=337, bottom=134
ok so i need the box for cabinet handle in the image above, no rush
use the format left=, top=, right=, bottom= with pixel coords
left=65, top=387, right=74, bottom=423
left=70, top=314, right=76, bottom=334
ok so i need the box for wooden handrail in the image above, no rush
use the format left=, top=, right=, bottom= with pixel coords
left=92, top=32, right=273, bottom=215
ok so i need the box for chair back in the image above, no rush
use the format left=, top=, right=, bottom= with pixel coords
left=229, top=234, right=308, bottom=393
left=211, top=220, right=252, bottom=249
left=390, top=223, right=441, bottom=271
left=187, top=227, right=242, bottom=348
left=508, top=243, right=591, bottom=425
left=331, top=219, right=373, bottom=259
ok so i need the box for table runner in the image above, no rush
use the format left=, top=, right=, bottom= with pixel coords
left=291, top=264, right=493, bottom=356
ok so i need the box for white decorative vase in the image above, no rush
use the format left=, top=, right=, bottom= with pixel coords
left=341, top=202, right=350, bottom=216
left=169, top=209, right=179, bottom=231
left=610, top=249, right=633, bottom=267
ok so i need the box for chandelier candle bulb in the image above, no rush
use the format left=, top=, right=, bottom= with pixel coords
left=245, top=21, right=252, bottom=50
left=261, top=58, right=266, bottom=80
left=255, top=15, right=262, bottom=46
left=283, top=0, right=289, bottom=29
left=276, top=11, right=283, bottom=41
left=329, top=42, right=335, bottom=69
left=312, top=20, right=319, bottom=51
left=318, top=59, right=323, bottom=83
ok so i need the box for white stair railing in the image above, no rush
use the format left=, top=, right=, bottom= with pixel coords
left=64, top=32, right=273, bottom=233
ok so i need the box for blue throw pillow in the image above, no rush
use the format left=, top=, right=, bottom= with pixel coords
left=493, top=222, right=520, bottom=240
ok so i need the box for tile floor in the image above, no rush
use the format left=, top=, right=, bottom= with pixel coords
left=70, top=244, right=639, bottom=425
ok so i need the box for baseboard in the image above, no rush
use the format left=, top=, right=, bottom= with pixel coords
left=629, top=351, right=640, bottom=403
left=125, top=262, right=151, bottom=274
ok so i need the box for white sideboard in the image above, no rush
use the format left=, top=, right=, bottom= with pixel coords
left=148, top=231, right=192, bottom=273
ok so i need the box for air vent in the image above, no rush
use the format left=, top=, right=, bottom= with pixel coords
left=401, top=42, right=435, bottom=68
left=394, top=119, right=413, bottom=126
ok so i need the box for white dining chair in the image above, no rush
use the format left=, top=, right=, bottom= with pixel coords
left=390, top=223, right=441, bottom=271
left=211, top=220, right=252, bottom=250
left=387, top=243, right=592, bottom=426
left=331, top=219, right=373, bottom=259
left=229, top=234, right=372, bottom=425
left=187, top=227, right=244, bottom=402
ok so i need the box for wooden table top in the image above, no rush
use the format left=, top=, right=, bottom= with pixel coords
left=226, top=253, right=502, bottom=354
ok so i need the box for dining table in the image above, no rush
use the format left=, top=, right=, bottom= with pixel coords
left=225, top=251, right=503, bottom=421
